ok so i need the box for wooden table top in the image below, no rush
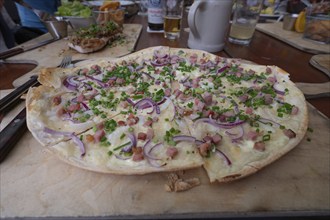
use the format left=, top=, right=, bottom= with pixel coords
left=1, top=11, right=330, bottom=220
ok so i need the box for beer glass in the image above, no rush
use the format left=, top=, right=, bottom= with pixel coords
left=228, top=0, right=263, bottom=45
left=163, top=0, right=184, bottom=40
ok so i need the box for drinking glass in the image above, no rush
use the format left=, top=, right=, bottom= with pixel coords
left=138, top=0, right=149, bottom=16
left=163, top=0, right=184, bottom=40
left=228, top=0, right=264, bottom=45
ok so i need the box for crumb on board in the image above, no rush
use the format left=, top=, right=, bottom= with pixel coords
left=164, top=172, right=200, bottom=192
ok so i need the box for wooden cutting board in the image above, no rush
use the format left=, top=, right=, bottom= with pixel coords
left=256, top=22, right=330, bottom=54
left=10, top=24, right=142, bottom=88
left=0, top=92, right=329, bottom=218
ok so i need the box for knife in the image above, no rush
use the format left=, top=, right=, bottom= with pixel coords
left=0, top=37, right=59, bottom=60
left=0, top=75, right=39, bottom=121
left=0, top=108, right=27, bottom=163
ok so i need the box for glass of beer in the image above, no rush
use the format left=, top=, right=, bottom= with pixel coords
left=163, top=0, right=184, bottom=40
left=228, top=0, right=264, bottom=45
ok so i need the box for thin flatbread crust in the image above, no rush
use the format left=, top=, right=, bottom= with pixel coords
left=26, top=46, right=308, bottom=182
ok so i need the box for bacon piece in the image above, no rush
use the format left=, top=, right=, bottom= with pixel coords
left=245, top=107, right=253, bottom=115
left=202, top=92, right=212, bottom=106
left=56, top=107, right=66, bottom=117
left=127, top=87, right=135, bottom=94
left=198, top=142, right=211, bottom=157
left=166, top=147, right=178, bottom=158
left=127, top=114, right=139, bottom=126
left=193, top=99, right=205, bottom=112
left=212, top=134, right=222, bottom=144
left=106, top=66, right=115, bottom=72
left=91, top=64, right=101, bottom=71
left=107, top=79, right=115, bottom=86
left=132, top=147, right=144, bottom=162
left=283, top=129, right=296, bottom=139
left=80, top=68, right=89, bottom=74
left=192, top=78, right=200, bottom=88
left=94, top=129, right=105, bottom=143
left=266, top=67, right=272, bottom=74
left=117, top=120, right=127, bottom=126
left=247, top=131, right=259, bottom=141
left=132, top=147, right=144, bottom=161
left=53, top=96, right=62, bottom=105
left=174, top=89, right=183, bottom=98
left=239, top=94, right=249, bottom=103
left=254, top=141, right=265, bottom=151
left=67, top=103, right=81, bottom=112
left=137, top=132, right=147, bottom=141
left=264, top=94, right=273, bottom=105
left=116, top=78, right=125, bottom=85
left=120, top=101, right=129, bottom=108
left=267, top=76, right=277, bottom=84
left=77, top=94, right=85, bottom=102
left=203, top=135, right=213, bottom=143
left=143, top=119, right=153, bottom=127
left=291, top=106, right=299, bottom=115
left=164, top=88, right=172, bottom=97
left=189, top=53, right=198, bottom=64
left=146, top=128, right=154, bottom=140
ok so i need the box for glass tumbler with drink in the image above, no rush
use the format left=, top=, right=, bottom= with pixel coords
left=138, top=0, right=149, bottom=16
left=163, top=0, right=184, bottom=40
left=228, top=0, right=263, bottom=45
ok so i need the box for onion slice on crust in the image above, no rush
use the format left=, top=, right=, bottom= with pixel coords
left=215, top=149, right=231, bottom=166
left=63, top=76, right=82, bottom=91
left=143, top=140, right=166, bottom=167
left=195, top=117, right=245, bottom=129
left=43, top=127, right=85, bottom=156
left=71, top=134, right=86, bottom=156
left=225, top=125, right=244, bottom=142
left=172, top=135, right=196, bottom=143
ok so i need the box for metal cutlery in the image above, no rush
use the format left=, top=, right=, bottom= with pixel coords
left=0, top=56, right=73, bottom=163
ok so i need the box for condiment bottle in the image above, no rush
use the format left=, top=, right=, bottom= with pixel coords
left=148, top=0, right=164, bottom=30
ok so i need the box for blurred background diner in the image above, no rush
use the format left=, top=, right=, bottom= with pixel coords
left=0, top=0, right=329, bottom=52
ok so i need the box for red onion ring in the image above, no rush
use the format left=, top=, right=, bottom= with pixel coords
left=258, top=117, right=281, bottom=127
left=114, top=154, right=131, bottom=160
left=195, top=116, right=245, bottom=129
left=215, top=149, right=231, bottom=166
left=173, top=135, right=196, bottom=143
left=273, top=82, right=285, bottom=95
left=43, top=127, right=73, bottom=136
left=63, top=76, right=81, bottom=91
left=217, top=65, right=229, bottom=74
left=86, top=75, right=108, bottom=88
left=43, top=127, right=85, bottom=156
left=143, top=140, right=160, bottom=160
left=121, top=133, right=136, bottom=153
left=141, top=72, right=155, bottom=80
left=225, top=125, right=244, bottom=142
left=134, top=98, right=155, bottom=114
left=71, top=134, right=85, bottom=156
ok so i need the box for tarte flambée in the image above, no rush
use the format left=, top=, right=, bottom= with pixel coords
left=26, top=47, right=308, bottom=182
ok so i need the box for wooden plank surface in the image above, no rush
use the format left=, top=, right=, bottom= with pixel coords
left=8, top=24, right=142, bottom=88
left=0, top=94, right=329, bottom=218
left=256, top=22, right=330, bottom=54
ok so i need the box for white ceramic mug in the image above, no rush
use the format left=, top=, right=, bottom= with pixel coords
left=188, top=0, right=233, bottom=52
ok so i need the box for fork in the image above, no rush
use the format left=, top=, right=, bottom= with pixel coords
left=59, top=55, right=72, bottom=68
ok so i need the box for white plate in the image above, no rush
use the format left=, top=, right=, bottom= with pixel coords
left=84, top=0, right=135, bottom=7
